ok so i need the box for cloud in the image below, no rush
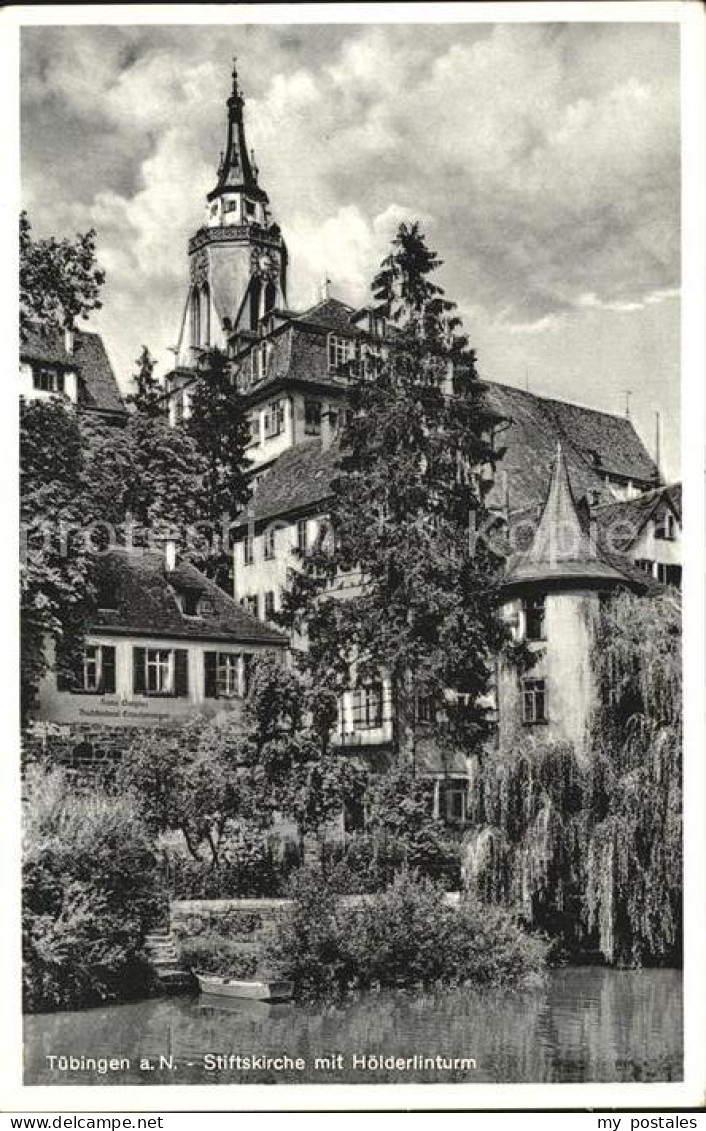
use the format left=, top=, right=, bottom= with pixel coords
left=20, top=22, right=679, bottom=387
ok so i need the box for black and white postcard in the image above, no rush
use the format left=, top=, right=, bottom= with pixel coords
left=2, top=1, right=704, bottom=1115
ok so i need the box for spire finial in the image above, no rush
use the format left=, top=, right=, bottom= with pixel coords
left=251, top=148, right=258, bottom=180
left=231, top=56, right=239, bottom=97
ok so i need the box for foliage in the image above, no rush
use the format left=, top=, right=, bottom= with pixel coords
left=20, top=211, right=105, bottom=340
left=177, top=932, right=258, bottom=979
left=125, top=346, right=164, bottom=418
left=266, top=869, right=547, bottom=997
left=80, top=412, right=208, bottom=540
left=20, top=399, right=98, bottom=714
left=281, top=222, right=507, bottom=759
left=22, top=765, right=161, bottom=1011
left=464, top=591, right=682, bottom=966
left=185, top=348, right=252, bottom=586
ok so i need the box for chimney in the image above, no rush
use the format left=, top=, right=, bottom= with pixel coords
left=64, top=327, right=75, bottom=357
left=320, top=277, right=331, bottom=302
left=164, top=539, right=177, bottom=572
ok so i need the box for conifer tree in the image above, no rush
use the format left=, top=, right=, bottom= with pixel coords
left=125, top=346, right=163, bottom=418
left=282, top=222, right=507, bottom=763
left=185, top=348, right=252, bottom=587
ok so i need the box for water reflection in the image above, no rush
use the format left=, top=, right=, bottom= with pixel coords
left=23, top=967, right=682, bottom=1086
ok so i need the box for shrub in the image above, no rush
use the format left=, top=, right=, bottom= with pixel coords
left=265, top=868, right=548, bottom=997
left=22, top=765, right=162, bottom=1012
left=178, top=932, right=259, bottom=979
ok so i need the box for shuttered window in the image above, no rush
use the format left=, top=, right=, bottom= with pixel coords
left=133, top=647, right=189, bottom=697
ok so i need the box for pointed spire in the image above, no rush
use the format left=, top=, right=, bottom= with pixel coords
left=207, top=63, right=269, bottom=205
left=504, top=442, right=625, bottom=589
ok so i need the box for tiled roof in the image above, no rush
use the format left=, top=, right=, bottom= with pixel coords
left=239, top=440, right=341, bottom=526
left=483, top=382, right=657, bottom=514
left=94, top=548, right=287, bottom=645
left=591, top=483, right=682, bottom=552
left=21, top=328, right=125, bottom=417
left=298, top=297, right=361, bottom=333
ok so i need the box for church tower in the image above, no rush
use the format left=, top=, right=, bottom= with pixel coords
left=173, top=61, right=288, bottom=372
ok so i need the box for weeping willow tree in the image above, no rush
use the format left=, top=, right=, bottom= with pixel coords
left=465, top=590, right=682, bottom=966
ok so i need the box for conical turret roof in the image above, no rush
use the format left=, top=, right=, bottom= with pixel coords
left=503, top=442, right=628, bottom=590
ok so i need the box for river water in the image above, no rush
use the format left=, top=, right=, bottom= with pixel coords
left=24, top=967, right=682, bottom=1086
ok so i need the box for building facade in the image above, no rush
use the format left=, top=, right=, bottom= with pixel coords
left=30, top=545, right=287, bottom=740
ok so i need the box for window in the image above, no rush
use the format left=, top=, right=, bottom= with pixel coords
left=242, top=653, right=253, bottom=696
left=443, top=784, right=468, bottom=825
left=522, top=678, right=547, bottom=724
left=328, top=335, right=354, bottom=372
left=81, top=644, right=116, bottom=694
left=415, top=694, right=437, bottom=724
left=264, top=591, right=276, bottom=620
left=241, top=595, right=259, bottom=618
left=523, top=596, right=546, bottom=642
left=264, top=527, right=276, bottom=561
left=245, top=200, right=255, bottom=216
left=655, top=512, right=677, bottom=541
left=180, top=589, right=201, bottom=617
left=32, top=366, right=64, bottom=394
left=657, top=562, right=682, bottom=588
left=263, top=399, right=285, bottom=439
left=133, top=647, right=189, bottom=698
left=146, top=649, right=173, bottom=695
left=635, top=558, right=654, bottom=574
left=204, top=652, right=242, bottom=699
left=254, top=341, right=270, bottom=383
left=243, top=534, right=254, bottom=566
left=296, top=518, right=308, bottom=555
left=304, top=400, right=322, bottom=436
left=225, top=199, right=237, bottom=213
left=351, top=684, right=384, bottom=730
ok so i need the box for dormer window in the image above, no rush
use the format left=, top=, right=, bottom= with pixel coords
left=178, top=589, right=202, bottom=617
left=245, top=200, right=255, bottom=217
left=655, top=512, right=677, bottom=541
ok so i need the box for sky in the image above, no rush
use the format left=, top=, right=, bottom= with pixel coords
left=20, top=21, right=681, bottom=480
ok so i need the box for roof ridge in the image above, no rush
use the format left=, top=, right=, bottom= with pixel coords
left=485, top=378, right=634, bottom=424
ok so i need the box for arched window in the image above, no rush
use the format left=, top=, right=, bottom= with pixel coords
left=190, top=288, right=201, bottom=348
left=264, top=279, right=277, bottom=316
left=200, top=283, right=211, bottom=347
left=249, top=279, right=261, bottom=331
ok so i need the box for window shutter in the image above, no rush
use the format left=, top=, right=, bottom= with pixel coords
left=101, top=646, right=116, bottom=694
left=204, top=651, right=218, bottom=699
left=174, top=649, right=189, bottom=698
left=133, top=647, right=146, bottom=694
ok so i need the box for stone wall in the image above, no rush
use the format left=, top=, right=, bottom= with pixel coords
left=22, top=720, right=185, bottom=780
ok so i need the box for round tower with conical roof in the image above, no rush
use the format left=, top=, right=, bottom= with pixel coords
left=496, top=442, right=639, bottom=761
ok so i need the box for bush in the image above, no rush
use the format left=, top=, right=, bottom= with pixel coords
left=166, top=830, right=300, bottom=899
left=22, top=765, right=162, bottom=1012
left=265, top=868, right=548, bottom=997
left=324, top=831, right=460, bottom=893
left=178, top=932, right=259, bottom=979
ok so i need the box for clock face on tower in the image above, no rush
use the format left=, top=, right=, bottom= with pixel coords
left=251, top=248, right=278, bottom=280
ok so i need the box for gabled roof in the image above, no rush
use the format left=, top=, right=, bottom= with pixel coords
left=21, top=328, right=125, bottom=417
left=298, top=297, right=361, bottom=334
left=502, top=443, right=637, bottom=591
left=483, top=382, right=658, bottom=514
left=94, top=548, right=287, bottom=645
left=591, top=483, right=682, bottom=552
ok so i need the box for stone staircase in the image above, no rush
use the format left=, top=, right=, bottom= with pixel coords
left=144, top=931, right=194, bottom=995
